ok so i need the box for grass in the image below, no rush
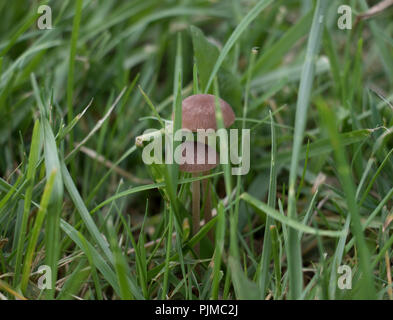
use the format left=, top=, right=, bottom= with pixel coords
left=286, top=0, right=328, bottom=299
left=0, top=0, right=392, bottom=300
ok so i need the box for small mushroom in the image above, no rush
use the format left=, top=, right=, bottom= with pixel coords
left=178, top=94, right=235, bottom=240
left=180, top=94, right=235, bottom=131
left=179, top=141, right=219, bottom=253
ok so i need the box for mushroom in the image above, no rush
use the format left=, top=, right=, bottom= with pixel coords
left=180, top=94, right=235, bottom=131
left=179, top=140, right=219, bottom=253
left=178, top=94, right=235, bottom=240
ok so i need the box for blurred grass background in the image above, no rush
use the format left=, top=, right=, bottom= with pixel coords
left=0, top=0, right=392, bottom=300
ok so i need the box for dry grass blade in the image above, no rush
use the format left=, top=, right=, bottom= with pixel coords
left=0, top=280, right=27, bottom=300
left=78, top=145, right=152, bottom=184
left=357, top=0, right=393, bottom=20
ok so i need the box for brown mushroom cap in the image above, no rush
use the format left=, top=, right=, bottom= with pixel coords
left=179, top=141, right=219, bottom=173
left=179, top=94, right=235, bottom=131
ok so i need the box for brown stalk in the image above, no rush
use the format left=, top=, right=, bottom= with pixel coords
left=202, top=176, right=213, bottom=241
left=192, top=173, right=200, bottom=255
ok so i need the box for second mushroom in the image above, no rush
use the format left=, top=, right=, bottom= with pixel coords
left=177, top=94, right=235, bottom=245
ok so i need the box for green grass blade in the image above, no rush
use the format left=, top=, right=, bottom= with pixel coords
left=249, top=10, right=313, bottom=78
left=258, top=111, right=277, bottom=294
left=241, top=192, right=344, bottom=237
left=67, top=0, right=83, bottom=143
left=317, top=101, right=376, bottom=299
left=258, top=130, right=372, bottom=168
left=21, top=169, right=57, bottom=293
left=286, top=0, right=328, bottom=299
left=14, top=120, right=41, bottom=285
left=41, top=118, right=64, bottom=299
left=204, top=0, right=274, bottom=93
left=61, top=161, right=112, bottom=261
left=211, top=202, right=225, bottom=300
left=161, top=206, right=174, bottom=299
left=107, top=218, right=134, bottom=300
left=60, top=220, right=122, bottom=297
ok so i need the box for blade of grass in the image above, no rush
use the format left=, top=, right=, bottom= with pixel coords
left=270, top=225, right=281, bottom=299
left=257, top=110, right=277, bottom=294
left=171, top=34, right=183, bottom=183
left=213, top=78, right=236, bottom=257
left=67, top=0, right=84, bottom=154
left=139, top=86, right=165, bottom=128
left=41, top=117, right=64, bottom=299
left=286, top=0, right=328, bottom=299
left=241, top=192, right=344, bottom=237
left=258, top=130, right=372, bottom=168
left=0, top=280, right=27, bottom=300
left=107, top=218, right=134, bottom=300
left=0, top=1, right=45, bottom=57
left=235, top=47, right=256, bottom=272
left=60, top=219, right=122, bottom=297
left=204, top=0, right=274, bottom=93
left=161, top=205, right=174, bottom=299
left=147, top=216, right=217, bottom=281
left=345, top=187, right=393, bottom=254
left=14, top=119, right=41, bottom=285
left=60, top=161, right=112, bottom=261
left=90, top=171, right=223, bottom=214
left=248, top=10, right=313, bottom=78
left=78, top=233, right=103, bottom=300
left=211, top=202, right=225, bottom=300
left=66, top=87, right=126, bottom=161
left=317, top=100, right=376, bottom=299
left=21, top=169, right=57, bottom=293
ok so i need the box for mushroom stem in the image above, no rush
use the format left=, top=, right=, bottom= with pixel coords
left=192, top=173, right=200, bottom=255
left=202, top=175, right=213, bottom=241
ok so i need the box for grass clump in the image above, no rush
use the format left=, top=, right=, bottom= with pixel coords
left=0, top=0, right=392, bottom=300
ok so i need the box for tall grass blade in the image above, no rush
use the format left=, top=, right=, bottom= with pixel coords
left=286, top=0, right=328, bottom=299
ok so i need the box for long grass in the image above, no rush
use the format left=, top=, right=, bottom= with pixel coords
left=286, top=0, right=328, bottom=299
left=0, top=0, right=392, bottom=300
